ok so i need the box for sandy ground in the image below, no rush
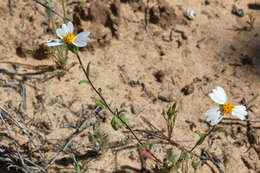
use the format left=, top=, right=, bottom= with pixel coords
left=0, top=0, right=260, bottom=172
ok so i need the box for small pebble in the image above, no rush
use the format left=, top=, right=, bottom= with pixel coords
left=153, top=70, right=165, bottom=83
left=181, top=84, right=194, bottom=96
left=186, top=10, right=196, bottom=20
left=158, top=95, right=173, bottom=102
left=232, top=5, right=244, bottom=17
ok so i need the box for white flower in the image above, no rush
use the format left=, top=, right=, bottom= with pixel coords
left=205, top=86, right=247, bottom=126
left=47, top=21, right=90, bottom=47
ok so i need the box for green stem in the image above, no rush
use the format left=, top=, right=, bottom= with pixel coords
left=45, top=0, right=56, bottom=33
left=63, top=46, right=69, bottom=68
left=189, top=125, right=216, bottom=152
left=75, top=53, right=162, bottom=164
left=61, top=0, right=67, bottom=23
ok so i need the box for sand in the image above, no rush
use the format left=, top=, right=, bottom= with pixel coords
left=0, top=0, right=259, bottom=172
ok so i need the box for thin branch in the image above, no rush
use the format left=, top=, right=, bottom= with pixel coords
left=15, top=121, right=48, bottom=164
left=23, top=158, right=47, bottom=173
left=223, top=118, right=260, bottom=123
left=20, top=81, right=26, bottom=110
left=0, top=80, right=26, bottom=111
left=0, top=68, right=55, bottom=81
left=8, top=0, right=14, bottom=15
left=243, top=93, right=259, bottom=108
left=133, top=129, right=195, bottom=143
left=43, top=106, right=100, bottom=170
left=0, top=112, right=25, bottom=169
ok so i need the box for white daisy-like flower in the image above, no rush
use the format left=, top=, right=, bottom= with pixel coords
left=205, top=86, right=248, bottom=126
left=47, top=21, right=90, bottom=47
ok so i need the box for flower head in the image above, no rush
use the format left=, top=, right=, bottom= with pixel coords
left=205, top=86, right=247, bottom=125
left=47, top=21, right=90, bottom=47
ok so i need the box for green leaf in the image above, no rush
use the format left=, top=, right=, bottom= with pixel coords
left=147, top=144, right=153, bottom=151
left=162, top=109, right=166, bottom=116
left=198, top=135, right=206, bottom=145
left=71, top=154, right=79, bottom=170
left=214, top=126, right=224, bottom=132
left=185, top=158, right=189, bottom=173
left=172, top=112, right=177, bottom=123
left=195, top=130, right=203, bottom=136
left=98, top=88, right=102, bottom=95
left=78, top=80, right=88, bottom=84
left=191, top=159, right=201, bottom=172
left=86, top=62, right=91, bottom=77
left=195, top=130, right=206, bottom=145
left=166, top=148, right=178, bottom=165
left=184, top=153, right=190, bottom=160
left=167, top=103, right=178, bottom=122
left=178, top=152, right=186, bottom=162
left=81, top=160, right=88, bottom=173
left=96, top=100, right=107, bottom=109
left=111, top=115, right=121, bottom=130
left=88, top=131, right=94, bottom=142
left=248, top=13, right=253, bottom=20
left=172, top=103, right=177, bottom=111
left=118, top=109, right=127, bottom=115
left=67, top=44, right=78, bottom=54
left=119, top=113, right=130, bottom=127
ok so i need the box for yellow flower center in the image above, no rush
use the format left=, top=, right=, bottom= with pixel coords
left=221, top=102, right=234, bottom=114
left=63, top=32, right=75, bottom=44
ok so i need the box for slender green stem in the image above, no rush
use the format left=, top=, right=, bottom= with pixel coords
left=61, top=0, right=67, bottom=23
left=51, top=19, right=56, bottom=34
left=189, top=125, right=216, bottom=152
left=75, top=53, right=162, bottom=164
left=45, top=0, right=56, bottom=33
left=35, top=0, right=70, bottom=21
left=63, top=46, right=69, bottom=68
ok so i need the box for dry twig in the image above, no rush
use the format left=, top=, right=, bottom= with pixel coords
left=43, top=106, right=101, bottom=170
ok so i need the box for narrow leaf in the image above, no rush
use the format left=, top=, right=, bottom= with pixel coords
left=119, top=113, right=130, bottom=127
left=197, top=134, right=206, bottom=145
left=194, top=130, right=202, bottom=136
left=79, top=80, right=88, bottom=84
left=118, top=109, right=127, bottom=115
left=185, top=159, right=189, bottom=173
left=195, top=130, right=206, bottom=145
left=96, top=100, right=107, bottom=109
left=214, top=126, right=224, bottom=132
left=86, top=62, right=91, bottom=77
left=98, top=88, right=102, bottom=95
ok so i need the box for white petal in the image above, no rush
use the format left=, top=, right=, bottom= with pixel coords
left=56, top=28, right=65, bottom=39
left=73, top=32, right=90, bottom=47
left=205, top=107, right=223, bottom=125
left=209, top=86, right=227, bottom=104
left=72, top=41, right=87, bottom=47
left=74, top=32, right=90, bottom=41
left=46, top=39, right=63, bottom=47
left=67, top=21, right=74, bottom=33
left=232, top=105, right=247, bottom=120
left=61, top=23, right=69, bottom=34
left=216, top=86, right=227, bottom=100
